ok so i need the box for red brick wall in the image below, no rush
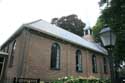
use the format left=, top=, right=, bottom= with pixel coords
left=24, top=31, right=110, bottom=81
left=4, top=29, right=110, bottom=81
left=5, top=30, right=28, bottom=79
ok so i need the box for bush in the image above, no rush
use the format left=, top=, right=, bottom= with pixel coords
left=51, top=76, right=111, bottom=83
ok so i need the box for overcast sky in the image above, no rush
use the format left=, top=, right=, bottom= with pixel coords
left=0, top=0, right=101, bottom=46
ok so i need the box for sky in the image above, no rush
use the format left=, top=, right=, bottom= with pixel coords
left=0, top=0, right=101, bottom=46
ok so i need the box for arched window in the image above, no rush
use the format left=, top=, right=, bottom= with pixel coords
left=76, top=49, right=82, bottom=72
left=51, top=43, right=60, bottom=70
left=92, top=54, right=97, bottom=73
left=103, top=57, right=107, bottom=73
left=90, top=29, right=92, bottom=35
left=9, top=40, right=16, bottom=67
left=85, top=30, right=88, bottom=35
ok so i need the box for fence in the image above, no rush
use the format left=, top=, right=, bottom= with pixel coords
left=13, top=77, right=40, bottom=83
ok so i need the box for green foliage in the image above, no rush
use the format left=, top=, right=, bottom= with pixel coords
left=93, top=0, right=125, bottom=70
left=99, top=0, right=107, bottom=7
left=51, top=76, right=111, bottom=83
left=92, top=16, right=105, bottom=42
left=119, top=65, right=125, bottom=77
left=51, top=14, right=86, bottom=37
left=93, top=0, right=125, bottom=81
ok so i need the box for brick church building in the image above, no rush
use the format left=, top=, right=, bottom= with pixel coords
left=0, top=19, right=110, bottom=81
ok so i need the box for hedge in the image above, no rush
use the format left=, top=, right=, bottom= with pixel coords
left=51, top=76, right=111, bottom=83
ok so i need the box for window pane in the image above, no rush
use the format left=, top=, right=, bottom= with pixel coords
left=9, top=40, right=16, bottom=67
left=56, top=48, right=60, bottom=69
left=103, top=57, right=107, bottom=73
left=0, top=57, right=4, bottom=62
left=92, top=54, right=97, bottom=73
left=51, top=45, right=56, bottom=68
left=0, top=64, right=3, bottom=75
left=51, top=43, right=60, bottom=70
left=76, top=50, right=82, bottom=72
left=85, top=30, right=88, bottom=35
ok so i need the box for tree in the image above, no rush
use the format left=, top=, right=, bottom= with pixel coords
left=93, top=16, right=105, bottom=42
left=94, top=0, right=125, bottom=63
left=93, top=0, right=125, bottom=81
left=51, top=14, right=86, bottom=37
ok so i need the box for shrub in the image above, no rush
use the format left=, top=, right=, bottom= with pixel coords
left=51, top=76, right=111, bottom=83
